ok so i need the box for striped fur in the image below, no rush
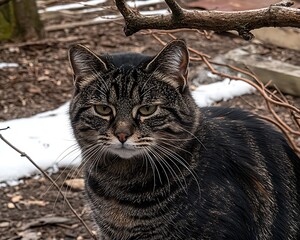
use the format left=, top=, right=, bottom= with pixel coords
left=69, top=40, right=300, bottom=239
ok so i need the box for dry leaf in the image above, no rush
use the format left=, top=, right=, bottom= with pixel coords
left=28, top=86, right=42, bottom=94
left=64, top=178, right=84, bottom=191
left=37, top=76, right=50, bottom=81
left=0, top=222, right=10, bottom=228
left=11, top=195, right=22, bottom=203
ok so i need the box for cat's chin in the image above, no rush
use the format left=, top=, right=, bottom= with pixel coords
left=108, top=145, right=142, bottom=159
left=109, top=149, right=141, bottom=159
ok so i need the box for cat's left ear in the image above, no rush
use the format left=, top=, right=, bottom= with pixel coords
left=145, top=40, right=189, bottom=92
left=68, top=44, right=108, bottom=88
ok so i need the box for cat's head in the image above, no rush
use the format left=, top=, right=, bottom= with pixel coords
left=68, top=40, right=199, bottom=162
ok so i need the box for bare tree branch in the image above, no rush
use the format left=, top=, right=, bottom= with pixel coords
left=115, top=0, right=300, bottom=40
left=164, top=0, right=183, bottom=18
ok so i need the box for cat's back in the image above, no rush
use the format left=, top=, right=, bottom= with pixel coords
left=102, top=52, right=152, bottom=70
left=200, top=107, right=299, bottom=151
left=196, top=107, right=300, bottom=239
left=199, top=106, right=300, bottom=180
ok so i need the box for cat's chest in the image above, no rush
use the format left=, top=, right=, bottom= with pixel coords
left=96, top=198, right=136, bottom=228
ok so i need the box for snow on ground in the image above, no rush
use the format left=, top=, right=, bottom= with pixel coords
left=0, top=103, right=80, bottom=184
left=89, top=9, right=169, bottom=23
left=0, top=80, right=255, bottom=184
left=39, top=0, right=164, bottom=13
left=38, top=0, right=108, bottom=13
left=192, top=78, right=255, bottom=107
left=0, top=63, right=19, bottom=69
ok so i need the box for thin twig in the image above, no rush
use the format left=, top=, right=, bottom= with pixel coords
left=0, top=130, right=97, bottom=240
left=274, top=84, right=300, bottom=129
left=207, top=60, right=300, bottom=114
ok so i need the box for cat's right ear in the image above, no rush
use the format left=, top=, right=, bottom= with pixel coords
left=144, top=40, right=189, bottom=92
left=68, top=44, right=108, bottom=88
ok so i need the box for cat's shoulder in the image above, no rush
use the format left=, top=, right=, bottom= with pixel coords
left=199, top=106, right=275, bottom=133
left=200, top=106, right=256, bottom=121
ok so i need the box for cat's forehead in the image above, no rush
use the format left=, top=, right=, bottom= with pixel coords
left=88, top=68, right=162, bottom=106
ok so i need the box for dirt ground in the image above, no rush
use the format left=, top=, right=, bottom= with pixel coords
left=1, top=0, right=300, bottom=239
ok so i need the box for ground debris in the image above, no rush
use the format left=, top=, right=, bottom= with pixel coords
left=21, top=216, right=72, bottom=230
left=0, top=222, right=10, bottom=228
left=64, top=178, right=84, bottom=191
left=18, top=230, right=42, bottom=240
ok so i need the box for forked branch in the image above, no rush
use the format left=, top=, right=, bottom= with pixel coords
left=115, top=0, right=300, bottom=39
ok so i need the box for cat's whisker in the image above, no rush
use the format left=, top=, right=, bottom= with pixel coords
left=152, top=145, right=189, bottom=194
left=156, top=138, right=193, bottom=156
left=52, top=143, right=101, bottom=209
left=177, top=125, right=206, bottom=150
left=143, top=150, right=159, bottom=193
left=92, top=145, right=110, bottom=172
left=42, top=144, right=82, bottom=199
left=147, top=146, right=187, bottom=195
left=146, top=147, right=171, bottom=194
left=141, top=152, right=149, bottom=178
left=155, top=144, right=201, bottom=196
left=84, top=145, right=106, bottom=174
left=55, top=143, right=81, bottom=164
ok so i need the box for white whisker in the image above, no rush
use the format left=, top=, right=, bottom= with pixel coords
left=154, top=144, right=201, bottom=197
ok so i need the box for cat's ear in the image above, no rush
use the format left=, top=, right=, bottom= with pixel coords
left=145, top=40, right=189, bottom=92
left=68, top=44, right=108, bottom=88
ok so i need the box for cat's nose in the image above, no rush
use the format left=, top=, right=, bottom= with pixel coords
left=114, top=121, right=133, bottom=143
left=116, top=132, right=128, bottom=143
left=115, top=130, right=133, bottom=144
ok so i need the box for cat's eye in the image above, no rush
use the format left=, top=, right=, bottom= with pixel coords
left=94, top=104, right=112, bottom=116
left=138, top=105, right=158, bottom=116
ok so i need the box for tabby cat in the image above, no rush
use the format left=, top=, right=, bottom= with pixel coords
left=68, top=40, right=300, bottom=239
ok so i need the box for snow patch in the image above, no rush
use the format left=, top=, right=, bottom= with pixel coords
left=126, top=0, right=164, bottom=8
left=0, top=63, right=19, bottom=69
left=39, top=0, right=164, bottom=13
left=0, top=103, right=81, bottom=183
left=39, top=0, right=108, bottom=13
left=192, top=78, right=255, bottom=107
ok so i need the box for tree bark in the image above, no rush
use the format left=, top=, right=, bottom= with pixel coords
left=0, top=0, right=44, bottom=41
